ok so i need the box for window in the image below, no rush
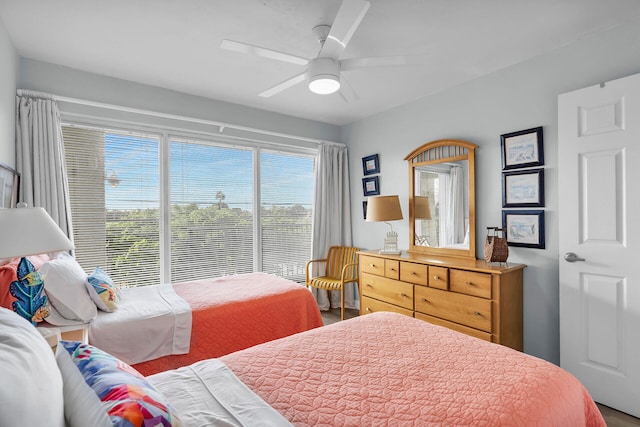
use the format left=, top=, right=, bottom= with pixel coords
left=63, top=125, right=160, bottom=287
left=169, top=137, right=254, bottom=282
left=62, top=123, right=314, bottom=286
left=260, top=150, right=313, bottom=282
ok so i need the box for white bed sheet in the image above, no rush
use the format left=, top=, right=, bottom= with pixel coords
left=88, top=283, right=192, bottom=364
left=148, top=358, right=292, bottom=426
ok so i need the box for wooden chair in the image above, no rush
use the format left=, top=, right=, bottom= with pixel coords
left=305, top=246, right=359, bottom=320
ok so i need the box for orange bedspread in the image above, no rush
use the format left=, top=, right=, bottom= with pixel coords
left=133, top=272, right=323, bottom=376
left=220, top=312, right=605, bottom=426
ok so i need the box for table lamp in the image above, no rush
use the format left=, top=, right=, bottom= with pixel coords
left=414, top=196, right=432, bottom=220
left=366, top=195, right=403, bottom=254
left=0, top=206, right=74, bottom=261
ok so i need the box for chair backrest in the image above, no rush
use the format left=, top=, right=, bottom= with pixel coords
left=325, top=246, right=359, bottom=279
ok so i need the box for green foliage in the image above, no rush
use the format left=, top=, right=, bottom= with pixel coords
left=105, top=203, right=311, bottom=286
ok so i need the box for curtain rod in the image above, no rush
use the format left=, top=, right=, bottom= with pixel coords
left=16, top=89, right=344, bottom=147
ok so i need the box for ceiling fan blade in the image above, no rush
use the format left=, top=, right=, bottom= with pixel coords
left=341, top=56, right=423, bottom=71
left=320, top=0, right=371, bottom=59
left=258, top=72, right=307, bottom=98
left=339, top=75, right=359, bottom=103
left=220, top=39, right=309, bottom=66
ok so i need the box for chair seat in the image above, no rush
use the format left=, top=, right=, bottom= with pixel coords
left=308, top=276, right=353, bottom=291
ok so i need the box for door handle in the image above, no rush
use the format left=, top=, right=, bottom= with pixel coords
left=564, top=252, right=586, bottom=263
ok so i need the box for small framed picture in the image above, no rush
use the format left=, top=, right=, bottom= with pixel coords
left=502, top=210, right=545, bottom=249
left=362, top=154, right=380, bottom=175
left=362, top=176, right=380, bottom=197
left=502, top=168, right=544, bottom=208
left=501, top=126, right=544, bottom=170
left=0, top=162, right=20, bottom=208
left=362, top=201, right=368, bottom=220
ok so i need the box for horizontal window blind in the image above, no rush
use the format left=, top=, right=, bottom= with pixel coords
left=169, top=137, right=254, bottom=282
left=260, top=150, right=314, bottom=283
left=62, top=121, right=316, bottom=287
left=62, top=125, right=160, bottom=287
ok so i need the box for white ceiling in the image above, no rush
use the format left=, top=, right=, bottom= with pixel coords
left=1, top=0, right=640, bottom=126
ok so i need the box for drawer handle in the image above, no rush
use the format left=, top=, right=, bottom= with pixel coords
left=421, top=298, right=428, bottom=303
left=400, top=293, right=408, bottom=298
left=366, top=307, right=372, bottom=312
left=466, top=281, right=476, bottom=287
left=473, top=311, right=481, bottom=317
left=411, top=271, right=417, bottom=275
left=390, top=268, right=397, bottom=271
left=366, top=284, right=373, bottom=288
left=370, top=264, right=376, bottom=268
left=433, top=275, right=439, bottom=280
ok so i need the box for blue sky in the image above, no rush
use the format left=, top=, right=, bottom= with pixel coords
left=104, top=134, right=314, bottom=211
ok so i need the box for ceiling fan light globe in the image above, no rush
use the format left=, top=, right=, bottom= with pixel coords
left=309, top=75, right=340, bottom=94
left=307, top=57, right=341, bottom=95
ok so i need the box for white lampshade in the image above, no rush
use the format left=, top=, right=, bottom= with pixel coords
left=366, top=195, right=403, bottom=222
left=0, top=207, right=74, bottom=259
left=308, top=57, right=341, bottom=95
left=414, top=196, right=432, bottom=220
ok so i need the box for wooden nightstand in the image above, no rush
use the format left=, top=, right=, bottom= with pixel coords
left=38, top=323, right=89, bottom=351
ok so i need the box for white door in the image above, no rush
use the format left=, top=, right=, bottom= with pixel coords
left=558, top=72, right=640, bottom=417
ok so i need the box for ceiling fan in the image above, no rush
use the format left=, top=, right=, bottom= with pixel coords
left=220, top=0, right=419, bottom=101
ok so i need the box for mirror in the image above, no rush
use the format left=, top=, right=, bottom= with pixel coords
left=405, top=139, right=477, bottom=259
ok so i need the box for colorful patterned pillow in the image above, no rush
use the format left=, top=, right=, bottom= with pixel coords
left=86, top=267, right=120, bottom=312
left=55, top=341, right=182, bottom=427
left=0, top=256, right=50, bottom=324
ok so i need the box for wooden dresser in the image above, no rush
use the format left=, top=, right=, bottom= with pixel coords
left=358, top=250, right=526, bottom=351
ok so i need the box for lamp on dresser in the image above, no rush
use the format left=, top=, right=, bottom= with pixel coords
left=414, top=195, right=432, bottom=246
left=366, top=195, right=403, bottom=254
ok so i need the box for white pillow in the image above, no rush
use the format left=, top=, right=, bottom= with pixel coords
left=40, top=252, right=97, bottom=324
left=0, top=307, right=65, bottom=427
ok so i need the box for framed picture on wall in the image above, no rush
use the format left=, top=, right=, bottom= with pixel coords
left=502, top=210, right=545, bottom=249
left=0, top=163, right=19, bottom=208
left=502, top=168, right=544, bottom=208
left=362, top=154, right=380, bottom=175
left=500, top=126, right=544, bottom=170
left=362, top=176, right=380, bottom=196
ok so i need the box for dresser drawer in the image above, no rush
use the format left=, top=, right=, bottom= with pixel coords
left=361, top=295, right=414, bottom=317
left=399, top=261, right=428, bottom=285
left=361, top=272, right=413, bottom=310
left=360, top=255, right=385, bottom=276
left=428, top=266, right=449, bottom=290
left=450, top=269, right=492, bottom=299
left=415, top=312, right=492, bottom=342
left=415, top=286, right=492, bottom=332
left=384, top=259, right=400, bottom=280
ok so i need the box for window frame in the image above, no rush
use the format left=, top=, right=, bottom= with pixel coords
left=61, top=118, right=317, bottom=285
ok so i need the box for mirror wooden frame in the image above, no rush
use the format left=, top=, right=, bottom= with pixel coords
left=405, top=139, right=478, bottom=259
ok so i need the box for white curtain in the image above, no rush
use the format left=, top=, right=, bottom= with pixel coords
left=310, top=143, right=354, bottom=311
left=439, top=166, right=464, bottom=246
left=15, top=90, right=73, bottom=238
left=451, top=166, right=465, bottom=244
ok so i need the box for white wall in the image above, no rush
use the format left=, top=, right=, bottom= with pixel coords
left=343, top=21, right=640, bottom=364
left=0, top=17, right=17, bottom=166
left=17, top=58, right=341, bottom=146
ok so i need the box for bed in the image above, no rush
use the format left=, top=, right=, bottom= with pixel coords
left=1, top=308, right=605, bottom=427
left=88, top=272, right=324, bottom=376
left=0, top=254, right=322, bottom=378
left=148, top=311, right=605, bottom=426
